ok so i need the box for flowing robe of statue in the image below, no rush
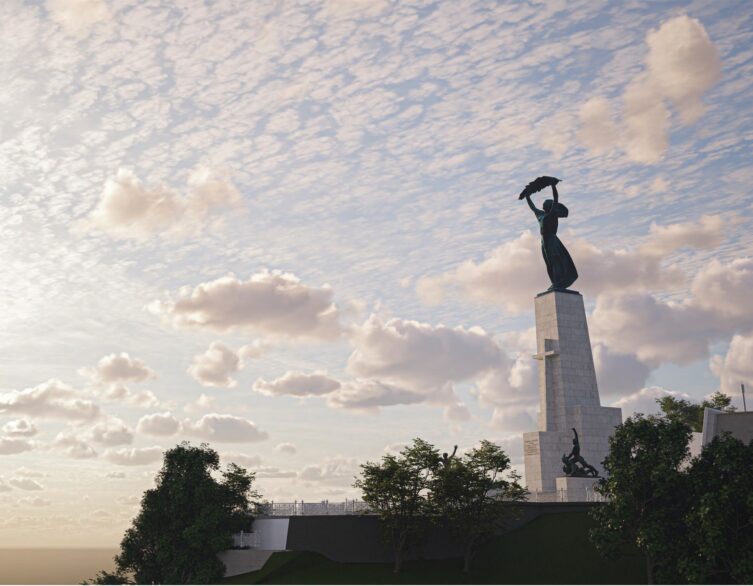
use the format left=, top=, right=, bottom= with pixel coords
left=522, top=177, right=578, bottom=290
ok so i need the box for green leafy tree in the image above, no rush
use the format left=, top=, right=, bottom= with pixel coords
left=90, top=442, right=260, bottom=584
left=430, top=440, right=527, bottom=573
left=681, top=434, right=753, bottom=584
left=354, top=438, right=439, bottom=573
left=589, top=414, right=691, bottom=584
left=656, top=391, right=736, bottom=432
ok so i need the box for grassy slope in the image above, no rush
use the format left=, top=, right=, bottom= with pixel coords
left=223, top=511, right=646, bottom=585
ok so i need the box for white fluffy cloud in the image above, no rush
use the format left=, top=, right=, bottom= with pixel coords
left=136, top=412, right=181, bottom=436
left=53, top=432, right=98, bottom=459
left=46, top=0, right=110, bottom=36
left=327, top=379, right=424, bottom=412
left=590, top=293, right=718, bottom=366
left=690, top=258, right=753, bottom=322
left=150, top=271, right=341, bottom=340
left=85, top=167, right=241, bottom=241
left=578, top=15, right=721, bottom=163
left=8, top=478, right=44, bottom=491
left=183, top=414, right=268, bottom=443
left=418, top=215, right=727, bottom=315
left=104, top=446, right=163, bottom=466
left=17, top=496, right=51, bottom=507
left=0, top=380, right=100, bottom=421
left=577, top=97, right=618, bottom=155
left=221, top=453, right=262, bottom=468
left=645, top=14, right=722, bottom=123
left=275, top=442, right=297, bottom=455
left=188, top=342, right=262, bottom=388
left=611, top=386, right=691, bottom=418
left=253, top=371, right=341, bottom=397
left=87, top=419, right=134, bottom=446
left=0, top=437, right=34, bottom=455
left=1, top=419, right=38, bottom=437
left=99, top=384, right=163, bottom=409
left=710, top=334, right=753, bottom=397
left=82, top=353, right=155, bottom=384
left=298, top=457, right=358, bottom=486
left=592, top=344, right=651, bottom=400
left=347, top=314, right=501, bottom=390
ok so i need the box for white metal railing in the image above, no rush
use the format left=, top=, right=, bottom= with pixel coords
left=232, top=530, right=261, bottom=548
left=256, top=499, right=371, bottom=516
left=527, top=488, right=607, bottom=503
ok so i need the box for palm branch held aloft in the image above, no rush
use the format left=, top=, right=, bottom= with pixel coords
left=520, top=176, right=578, bottom=291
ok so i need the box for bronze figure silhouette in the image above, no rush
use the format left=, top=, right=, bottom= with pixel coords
left=520, top=176, right=578, bottom=291
left=562, top=428, right=599, bottom=477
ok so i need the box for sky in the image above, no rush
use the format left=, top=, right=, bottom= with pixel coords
left=1, top=0, right=752, bottom=547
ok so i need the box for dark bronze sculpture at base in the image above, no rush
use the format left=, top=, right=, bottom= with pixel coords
left=520, top=176, right=578, bottom=291
left=562, top=428, right=599, bottom=478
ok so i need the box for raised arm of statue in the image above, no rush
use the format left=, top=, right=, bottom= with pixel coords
left=551, top=184, right=559, bottom=204
left=525, top=194, right=542, bottom=216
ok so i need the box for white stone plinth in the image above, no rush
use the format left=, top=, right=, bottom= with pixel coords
left=555, top=476, right=600, bottom=502
left=523, top=289, right=622, bottom=498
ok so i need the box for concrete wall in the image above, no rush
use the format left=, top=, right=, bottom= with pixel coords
left=279, top=502, right=595, bottom=563
left=716, top=411, right=753, bottom=444
left=252, top=517, right=290, bottom=550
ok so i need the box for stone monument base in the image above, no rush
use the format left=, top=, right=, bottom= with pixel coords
left=555, top=476, right=600, bottom=502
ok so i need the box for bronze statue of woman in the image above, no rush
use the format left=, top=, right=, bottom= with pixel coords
left=520, top=176, right=578, bottom=291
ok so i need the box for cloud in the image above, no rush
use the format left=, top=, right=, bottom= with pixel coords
left=592, top=344, right=651, bottom=400
left=9, top=478, right=44, bottom=491
left=183, top=414, right=268, bottom=443
left=53, top=432, right=98, bottom=459
left=0, top=437, right=34, bottom=455
left=136, top=412, right=181, bottom=436
left=0, top=380, right=100, bottom=421
left=611, top=386, right=691, bottom=418
left=253, top=371, right=341, bottom=397
left=1, top=419, right=38, bottom=437
left=18, top=496, right=51, bottom=507
left=150, top=271, right=341, bottom=340
left=298, top=457, right=358, bottom=486
left=590, top=293, right=719, bottom=366
left=690, top=258, right=753, bottom=322
left=14, top=468, right=48, bottom=478
left=418, top=216, right=728, bottom=314
left=578, top=15, right=721, bottom=162
left=104, top=446, right=164, bottom=466
left=99, top=384, right=163, bottom=409
left=577, top=97, right=618, bottom=155
left=187, top=342, right=243, bottom=388
left=82, top=353, right=156, bottom=384
left=347, top=314, right=501, bottom=390
left=84, top=167, right=241, bottom=241
left=275, top=442, right=297, bottom=455
left=326, top=379, right=424, bottom=412
left=87, top=419, right=134, bottom=446
left=105, top=471, right=126, bottom=479
left=642, top=215, right=728, bottom=257
left=183, top=393, right=217, bottom=414
left=46, top=0, right=110, bottom=36
left=255, top=466, right=297, bottom=479
left=645, top=14, right=722, bottom=123
left=710, top=333, right=753, bottom=397
left=222, top=453, right=262, bottom=468
left=0, top=480, right=11, bottom=493
left=622, top=77, right=670, bottom=164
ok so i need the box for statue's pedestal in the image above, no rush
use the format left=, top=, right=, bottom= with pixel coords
left=555, top=476, right=600, bottom=502
left=523, top=290, right=622, bottom=498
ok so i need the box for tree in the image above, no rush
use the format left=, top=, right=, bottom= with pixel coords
left=90, top=443, right=260, bottom=584
left=656, top=390, right=736, bottom=432
left=589, top=414, right=692, bottom=584
left=681, top=434, right=753, bottom=584
left=430, top=440, right=527, bottom=573
left=354, top=438, right=439, bottom=573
